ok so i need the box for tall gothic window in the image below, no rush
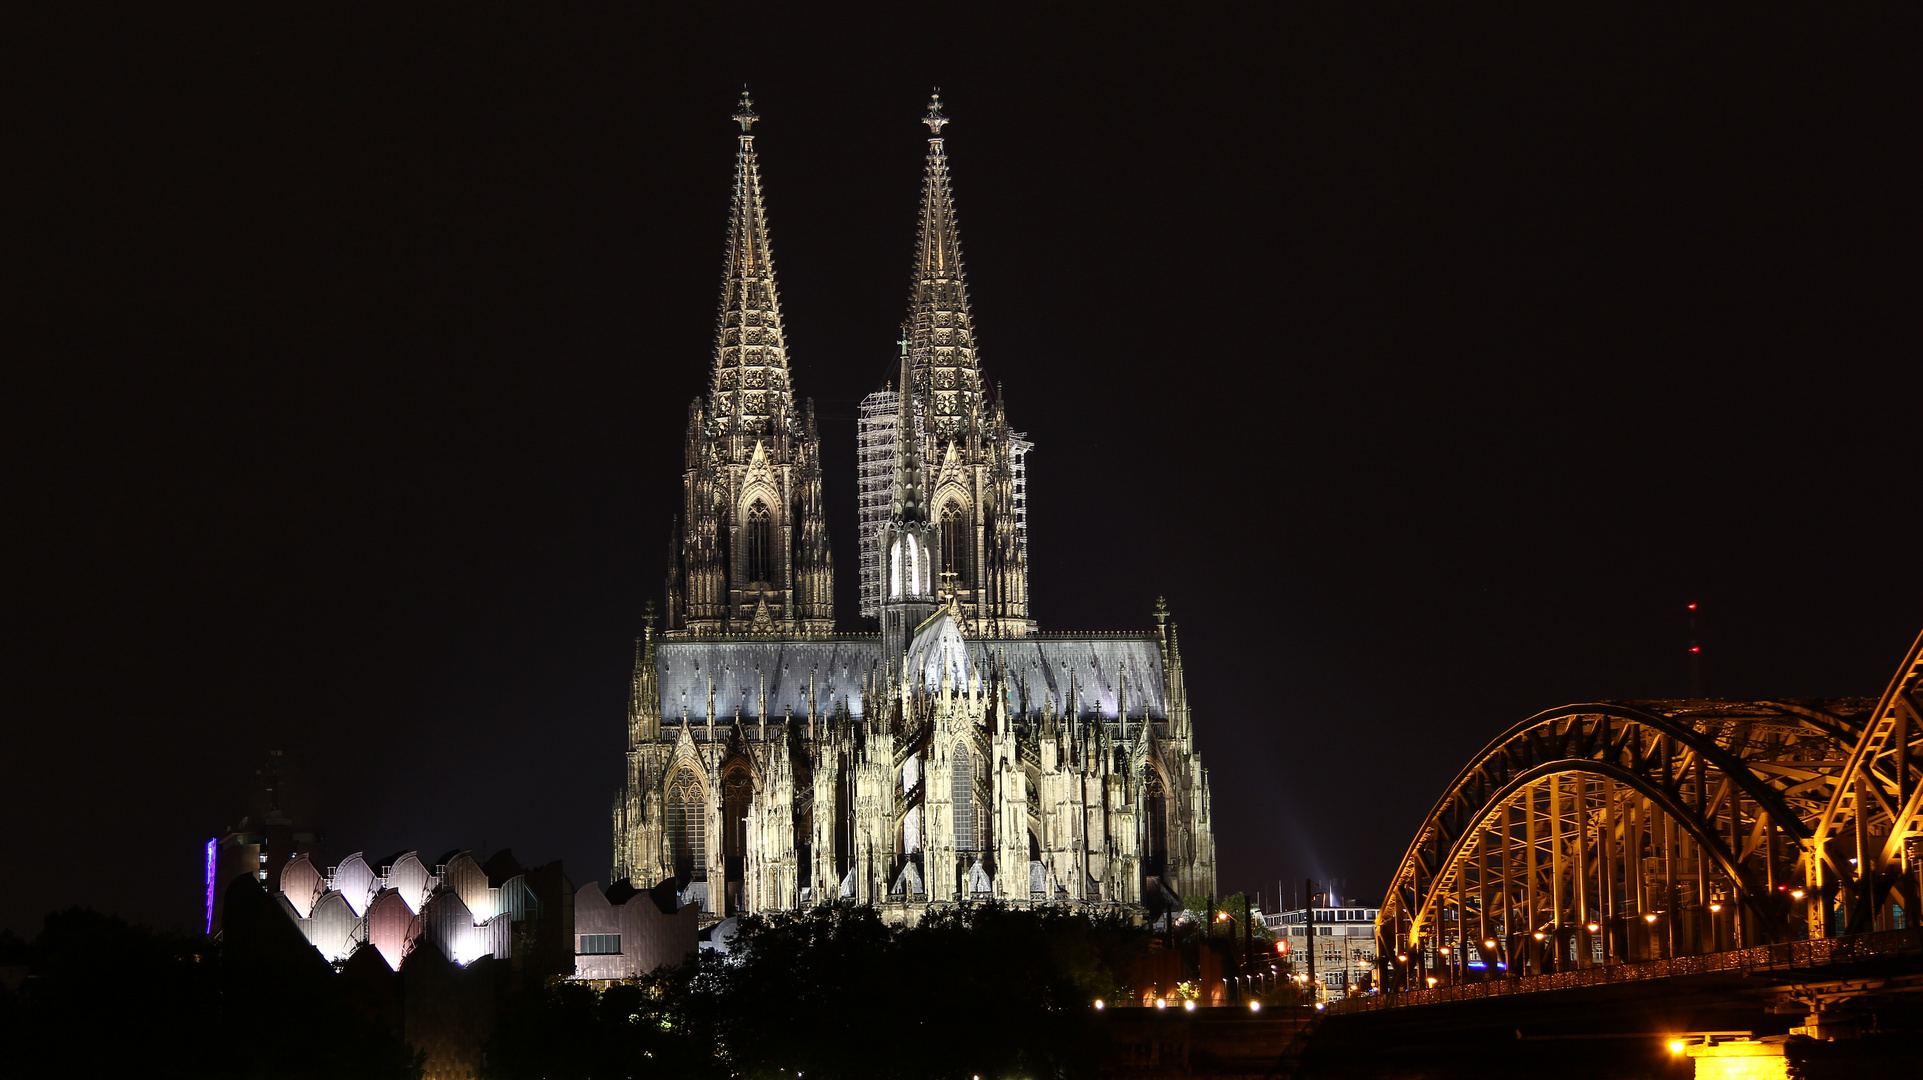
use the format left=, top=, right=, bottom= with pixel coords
left=723, top=767, right=752, bottom=915
left=905, top=534, right=921, bottom=595
left=952, top=747, right=977, bottom=853
left=743, top=502, right=774, bottom=585
left=940, top=502, right=966, bottom=587
left=834, top=755, right=855, bottom=880
left=1144, top=765, right=1168, bottom=876
left=667, top=767, right=705, bottom=884
left=890, top=538, right=902, bottom=598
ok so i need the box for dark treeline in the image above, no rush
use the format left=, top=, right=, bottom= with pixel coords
left=0, top=908, right=421, bottom=1080
left=0, top=903, right=1248, bottom=1078
left=486, top=903, right=1153, bottom=1080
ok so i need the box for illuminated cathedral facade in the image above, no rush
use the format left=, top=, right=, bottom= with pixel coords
left=612, top=93, right=1214, bottom=923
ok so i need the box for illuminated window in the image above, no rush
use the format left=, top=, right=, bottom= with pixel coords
left=939, top=502, right=966, bottom=586
left=1143, top=765, right=1167, bottom=875
left=905, top=534, right=921, bottom=595
left=890, top=539, right=902, bottom=598
left=952, top=747, right=977, bottom=852
left=667, top=767, right=705, bottom=883
left=743, top=501, right=774, bottom=584
left=578, top=934, right=621, bottom=955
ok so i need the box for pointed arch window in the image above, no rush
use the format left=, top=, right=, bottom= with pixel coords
left=940, top=502, right=967, bottom=588
left=890, top=539, right=903, bottom=598
left=1144, top=765, right=1169, bottom=876
left=743, top=501, right=774, bottom=585
left=666, top=766, right=706, bottom=884
left=905, top=534, right=921, bottom=596
left=722, top=766, right=752, bottom=915
left=952, top=746, right=977, bottom=853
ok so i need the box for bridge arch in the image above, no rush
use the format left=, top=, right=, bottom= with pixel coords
left=1376, top=699, right=1867, bottom=991
left=1805, top=629, right=1923, bottom=937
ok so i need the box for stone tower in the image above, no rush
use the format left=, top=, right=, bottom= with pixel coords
left=663, top=90, right=834, bottom=637
left=900, top=93, right=1033, bottom=637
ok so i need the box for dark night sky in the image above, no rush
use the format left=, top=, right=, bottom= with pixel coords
left=5, top=8, right=1917, bottom=935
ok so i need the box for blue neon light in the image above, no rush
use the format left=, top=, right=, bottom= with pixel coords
left=204, top=838, right=218, bottom=934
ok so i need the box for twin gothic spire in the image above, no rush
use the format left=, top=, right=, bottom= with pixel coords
left=674, top=90, right=1011, bottom=638
left=707, top=90, right=985, bottom=439
left=708, top=91, right=796, bottom=440
left=907, top=92, right=985, bottom=438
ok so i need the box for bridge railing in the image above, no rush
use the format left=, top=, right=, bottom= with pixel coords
left=1329, top=927, right=1923, bottom=1014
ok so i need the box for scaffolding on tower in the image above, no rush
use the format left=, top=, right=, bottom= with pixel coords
left=856, top=390, right=900, bottom=619
left=1009, top=432, right=1032, bottom=571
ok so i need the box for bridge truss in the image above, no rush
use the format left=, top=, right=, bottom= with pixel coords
left=1374, top=628, right=1923, bottom=991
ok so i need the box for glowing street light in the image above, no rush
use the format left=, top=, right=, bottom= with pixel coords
left=1183, top=1000, right=1196, bottom=1012
left=1668, top=1040, right=1686, bottom=1055
left=1249, top=1001, right=1262, bottom=1013
left=1483, top=939, right=1496, bottom=949
left=1094, top=1000, right=1105, bottom=1010
left=1643, top=913, right=1659, bottom=924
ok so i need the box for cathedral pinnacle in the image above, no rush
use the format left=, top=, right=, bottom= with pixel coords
left=733, top=88, right=758, bottom=133
left=890, top=349, right=928, bottom=523
left=923, top=90, right=948, bottom=136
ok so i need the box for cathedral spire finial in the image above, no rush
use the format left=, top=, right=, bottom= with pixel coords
left=734, top=87, right=758, bottom=134
left=923, top=89, right=948, bottom=136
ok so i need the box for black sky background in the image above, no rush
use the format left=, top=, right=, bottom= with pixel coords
left=5, top=7, right=1917, bottom=934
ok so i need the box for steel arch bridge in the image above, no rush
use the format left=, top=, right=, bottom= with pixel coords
left=1373, top=628, right=1923, bottom=991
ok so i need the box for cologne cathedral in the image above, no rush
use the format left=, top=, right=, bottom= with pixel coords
left=611, top=93, right=1214, bottom=923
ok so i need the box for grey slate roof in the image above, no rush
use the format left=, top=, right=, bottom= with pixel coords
left=655, top=634, right=1167, bottom=723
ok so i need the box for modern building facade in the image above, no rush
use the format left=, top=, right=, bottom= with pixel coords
left=611, top=92, right=1215, bottom=924
left=1269, top=903, right=1381, bottom=997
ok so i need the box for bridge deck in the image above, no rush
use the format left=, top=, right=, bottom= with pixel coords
left=1332, top=927, right=1923, bottom=1015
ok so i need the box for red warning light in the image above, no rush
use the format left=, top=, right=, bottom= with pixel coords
left=1687, top=603, right=1697, bottom=610
left=1690, top=646, right=1700, bottom=653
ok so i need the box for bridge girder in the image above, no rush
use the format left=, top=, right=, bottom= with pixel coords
left=1806, top=629, right=1923, bottom=937
left=1376, top=697, right=1873, bottom=989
